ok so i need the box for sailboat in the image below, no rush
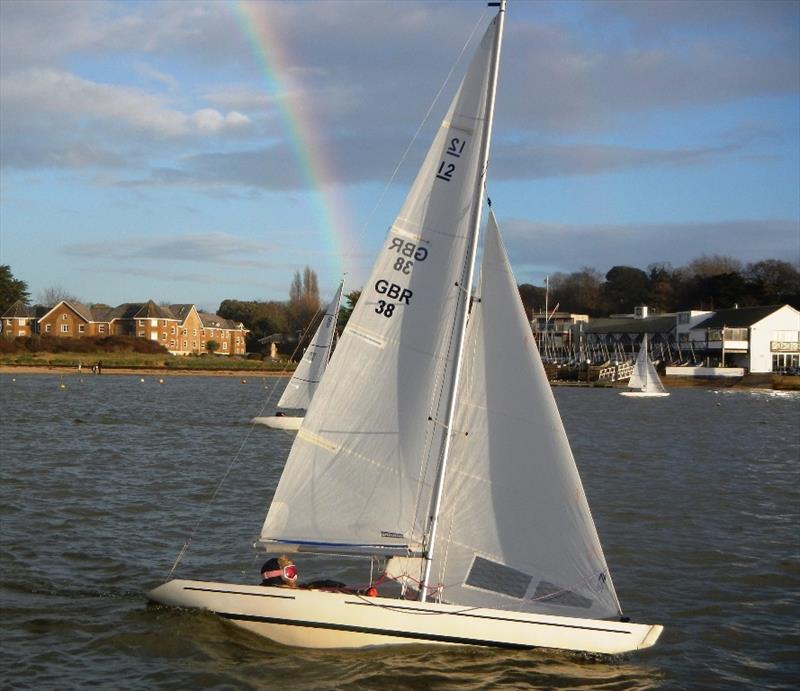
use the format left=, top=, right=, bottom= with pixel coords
left=149, top=1, right=662, bottom=654
left=620, top=334, right=670, bottom=398
left=252, top=281, right=344, bottom=430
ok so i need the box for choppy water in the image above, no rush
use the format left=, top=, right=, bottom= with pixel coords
left=1, top=373, right=798, bottom=689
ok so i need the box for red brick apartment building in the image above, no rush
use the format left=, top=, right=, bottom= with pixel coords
left=2, top=299, right=248, bottom=356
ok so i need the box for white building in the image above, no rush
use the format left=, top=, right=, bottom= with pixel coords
left=689, top=304, right=800, bottom=373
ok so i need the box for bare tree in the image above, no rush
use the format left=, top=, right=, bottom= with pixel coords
left=37, top=286, right=80, bottom=306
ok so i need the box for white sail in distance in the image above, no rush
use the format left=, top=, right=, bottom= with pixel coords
left=628, top=334, right=666, bottom=394
left=277, top=281, right=344, bottom=410
left=259, top=16, right=502, bottom=555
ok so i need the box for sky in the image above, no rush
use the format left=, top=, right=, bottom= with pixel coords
left=1, top=0, right=798, bottom=312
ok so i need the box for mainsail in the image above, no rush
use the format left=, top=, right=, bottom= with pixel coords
left=277, top=281, right=344, bottom=410
left=429, top=213, right=621, bottom=619
left=628, top=334, right=666, bottom=394
left=259, top=16, right=502, bottom=555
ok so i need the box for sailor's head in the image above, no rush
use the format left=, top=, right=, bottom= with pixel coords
left=261, top=555, right=298, bottom=586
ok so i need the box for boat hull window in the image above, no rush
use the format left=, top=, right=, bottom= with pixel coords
left=465, top=556, right=532, bottom=598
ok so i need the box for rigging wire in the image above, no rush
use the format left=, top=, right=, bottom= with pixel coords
left=346, top=8, right=489, bottom=251
left=166, top=301, right=327, bottom=580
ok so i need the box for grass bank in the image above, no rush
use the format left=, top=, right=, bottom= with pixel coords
left=0, top=351, right=294, bottom=373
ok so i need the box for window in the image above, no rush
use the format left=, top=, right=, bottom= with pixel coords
left=78, top=324, right=85, bottom=333
left=61, top=324, right=69, bottom=333
left=18, top=318, right=25, bottom=326
left=192, top=341, right=197, bottom=349
left=62, top=314, right=68, bottom=321
left=170, top=327, right=175, bottom=334
left=45, top=324, right=52, bottom=333
left=182, top=329, right=187, bottom=335
left=201, top=329, right=205, bottom=336
left=169, top=340, right=175, bottom=347
left=138, top=320, right=145, bottom=327
left=223, top=342, right=228, bottom=350
left=162, top=320, right=167, bottom=326
left=192, top=329, right=197, bottom=337
left=5, top=319, right=11, bottom=326
left=150, top=319, right=158, bottom=327
left=138, top=331, right=145, bottom=337
left=183, top=340, right=187, bottom=348
left=99, top=324, right=106, bottom=333
left=161, top=333, right=166, bottom=340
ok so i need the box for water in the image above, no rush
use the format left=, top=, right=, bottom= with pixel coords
left=1, top=374, right=798, bottom=689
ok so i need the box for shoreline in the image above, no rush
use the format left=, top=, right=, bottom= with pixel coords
left=2, top=365, right=796, bottom=389
left=0, top=365, right=291, bottom=378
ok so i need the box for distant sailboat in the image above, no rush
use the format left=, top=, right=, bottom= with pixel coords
left=150, top=1, right=662, bottom=654
left=252, top=281, right=344, bottom=430
left=620, top=333, right=670, bottom=397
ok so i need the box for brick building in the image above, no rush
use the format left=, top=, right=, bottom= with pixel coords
left=2, top=299, right=248, bottom=356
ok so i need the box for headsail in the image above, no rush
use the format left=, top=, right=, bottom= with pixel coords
left=277, top=281, right=344, bottom=410
left=259, top=16, right=503, bottom=556
left=426, top=213, right=622, bottom=619
left=628, top=334, right=666, bottom=394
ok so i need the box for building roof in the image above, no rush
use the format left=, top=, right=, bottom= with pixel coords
left=691, top=305, right=785, bottom=330
left=2, top=300, right=36, bottom=318
left=133, top=300, right=177, bottom=320
left=198, top=311, right=245, bottom=330
left=585, top=315, right=676, bottom=335
left=170, top=304, right=195, bottom=321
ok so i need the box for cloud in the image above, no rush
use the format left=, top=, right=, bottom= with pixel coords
left=0, top=68, right=252, bottom=170
left=61, top=232, right=274, bottom=268
left=500, top=218, right=800, bottom=281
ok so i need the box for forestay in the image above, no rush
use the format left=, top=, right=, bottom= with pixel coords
left=427, top=213, right=622, bottom=619
left=259, top=17, right=501, bottom=555
left=277, top=281, right=344, bottom=410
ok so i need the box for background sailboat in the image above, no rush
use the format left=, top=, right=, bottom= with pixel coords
left=150, top=1, right=662, bottom=654
left=252, top=281, right=344, bottom=430
left=620, top=333, right=670, bottom=397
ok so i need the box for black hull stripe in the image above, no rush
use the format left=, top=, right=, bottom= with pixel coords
left=184, top=586, right=295, bottom=600
left=219, top=612, right=534, bottom=650
left=344, top=600, right=631, bottom=635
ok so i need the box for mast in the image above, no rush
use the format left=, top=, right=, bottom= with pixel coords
left=419, top=0, right=506, bottom=602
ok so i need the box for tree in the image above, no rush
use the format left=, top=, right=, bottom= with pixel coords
left=745, top=260, right=800, bottom=305
left=517, top=283, right=546, bottom=317
left=647, top=263, right=677, bottom=313
left=287, top=266, right=321, bottom=341
left=0, top=265, right=30, bottom=313
left=685, top=254, right=743, bottom=279
left=604, top=266, right=650, bottom=314
left=206, top=340, right=220, bottom=354
left=37, top=286, right=80, bottom=306
left=339, top=289, right=361, bottom=330
left=549, top=267, right=605, bottom=316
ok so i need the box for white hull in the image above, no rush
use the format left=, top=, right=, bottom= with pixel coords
left=147, top=579, right=662, bottom=654
left=619, top=391, right=670, bottom=398
left=251, top=416, right=303, bottom=430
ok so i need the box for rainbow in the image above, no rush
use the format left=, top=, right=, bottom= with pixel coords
left=232, top=0, right=356, bottom=285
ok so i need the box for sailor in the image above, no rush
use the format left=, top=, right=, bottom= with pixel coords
left=260, top=555, right=298, bottom=588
